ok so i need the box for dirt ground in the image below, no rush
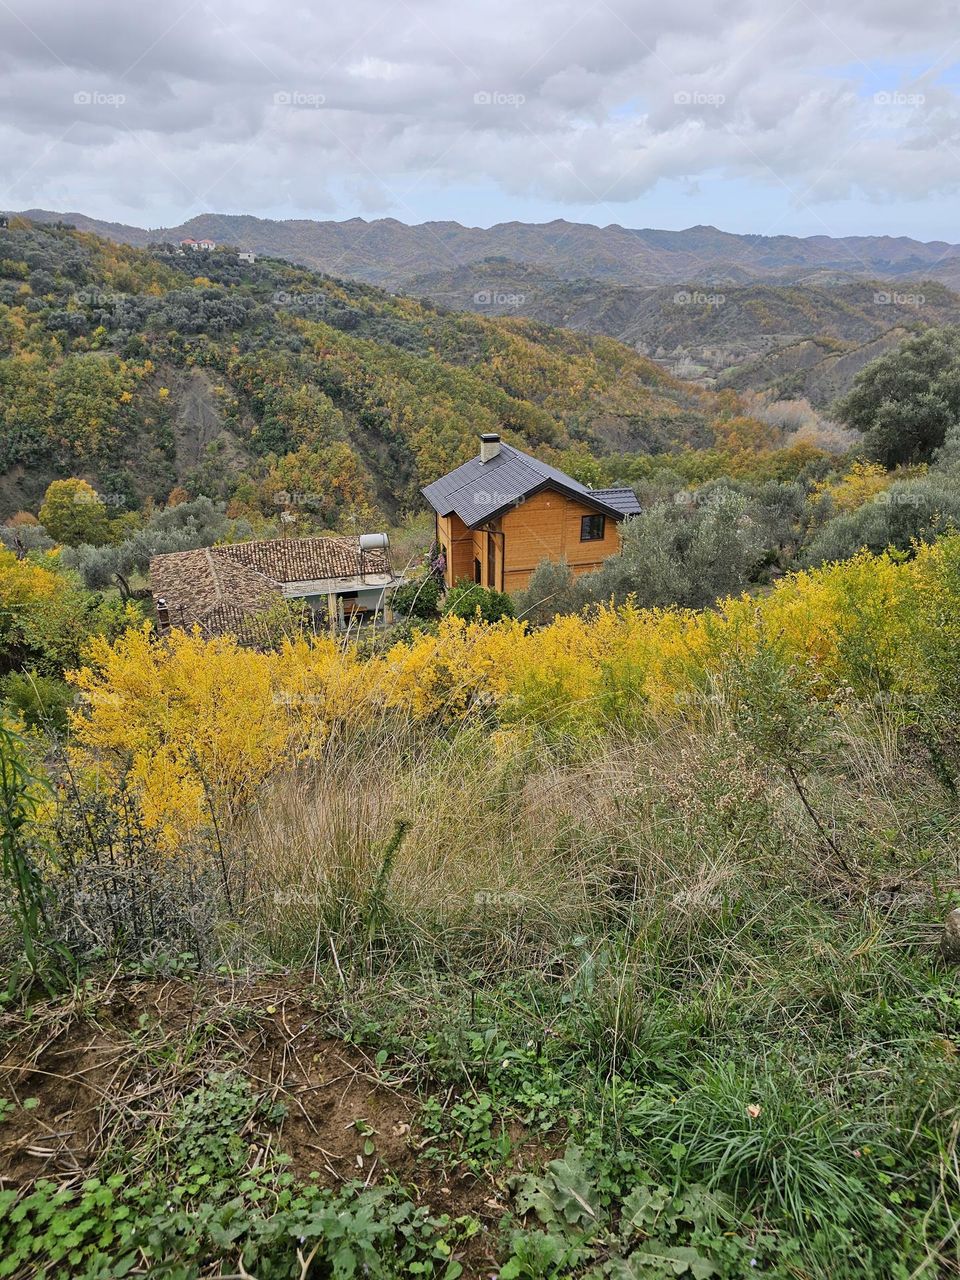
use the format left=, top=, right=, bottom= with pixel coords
left=0, top=976, right=539, bottom=1276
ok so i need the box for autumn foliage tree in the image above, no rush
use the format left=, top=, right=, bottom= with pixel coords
left=38, top=479, right=111, bottom=546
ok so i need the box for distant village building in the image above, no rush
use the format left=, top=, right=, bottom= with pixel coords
left=150, top=534, right=402, bottom=640
left=179, top=237, right=216, bottom=251
left=422, top=433, right=640, bottom=593
left=238, top=250, right=256, bottom=263
left=198, top=238, right=216, bottom=250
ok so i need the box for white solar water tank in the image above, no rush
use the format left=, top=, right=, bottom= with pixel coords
left=359, top=532, right=389, bottom=552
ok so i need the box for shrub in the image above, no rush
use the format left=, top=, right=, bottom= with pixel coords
left=580, top=486, right=767, bottom=610
left=515, top=558, right=579, bottom=626
left=0, top=549, right=139, bottom=678
left=64, top=536, right=960, bottom=841
left=442, top=579, right=515, bottom=623
left=62, top=496, right=234, bottom=592
left=834, top=325, right=960, bottom=466
left=2, top=671, right=73, bottom=732
left=0, top=523, right=55, bottom=554
left=804, top=475, right=960, bottom=565
left=392, top=575, right=441, bottom=620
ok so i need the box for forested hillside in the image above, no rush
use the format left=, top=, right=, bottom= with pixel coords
left=0, top=221, right=723, bottom=521
left=411, top=261, right=957, bottom=345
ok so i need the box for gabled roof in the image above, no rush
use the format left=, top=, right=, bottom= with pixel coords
left=149, top=536, right=394, bottom=635
left=421, top=442, right=640, bottom=528
left=591, top=487, right=642, bottom=515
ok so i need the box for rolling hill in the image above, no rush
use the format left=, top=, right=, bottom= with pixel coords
left=406, top=259, right=960, bottom=393
left=0, top=220, right=722, bottom=521
left=15, top=210, right=955, bottom=412
left=16, top=209, right=960, bottom=290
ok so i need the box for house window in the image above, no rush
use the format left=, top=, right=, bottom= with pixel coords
left=580, top=514, right=606, bottom=542
left=487, top=535, right=496, bottom=589
left=474, top=557, right=482, bottom=584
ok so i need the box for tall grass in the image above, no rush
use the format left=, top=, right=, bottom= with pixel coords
left=240, top=719, right=609, bottom=971
left=228, top=685, right=954, bottom=976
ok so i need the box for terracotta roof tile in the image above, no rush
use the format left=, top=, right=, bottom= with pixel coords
left=218, top=536, right=388, bottom=582
left=149, top=536, right=392, bottom=636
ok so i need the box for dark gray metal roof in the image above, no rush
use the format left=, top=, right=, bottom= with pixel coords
left=591, top=487, right=642, bottom=516
left=422, top=443, right=638, bottom=528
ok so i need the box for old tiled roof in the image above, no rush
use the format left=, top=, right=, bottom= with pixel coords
left=149, top=547, right=280, bottom=632
left=422, top=442, right=640, bottom=527
left=149, top=536, right=391, bottom=635
left=217, top=536, right=389, bottom=582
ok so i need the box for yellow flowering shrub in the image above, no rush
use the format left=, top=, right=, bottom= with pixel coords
left=70, top=625, right=289, bottom=842
left=0, top=549, right=61, bottom=612
left=813, top=461, right=895, bottom=513
left=66, top=538, right=960, bottom=841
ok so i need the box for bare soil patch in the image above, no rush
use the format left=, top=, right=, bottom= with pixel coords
left=0, top=976, right=540, bottom=1276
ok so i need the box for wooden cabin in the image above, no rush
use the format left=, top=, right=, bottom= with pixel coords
left=422, top=434, right=640, bottom=594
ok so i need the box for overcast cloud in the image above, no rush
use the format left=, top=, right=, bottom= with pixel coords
left=1, top=0, right=958, bottom=237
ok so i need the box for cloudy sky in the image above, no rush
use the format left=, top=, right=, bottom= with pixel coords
left=1, top=0, right=958, bottom=239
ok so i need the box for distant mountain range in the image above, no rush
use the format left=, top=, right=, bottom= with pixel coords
left=15, top=209, right=960, bottom=290
left=406, top=259, right=960, bottom=404
left=408, top=259, right=957, bottom=347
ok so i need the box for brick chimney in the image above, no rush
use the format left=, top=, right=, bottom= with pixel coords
left=480, top=432, right=501, bottom=462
